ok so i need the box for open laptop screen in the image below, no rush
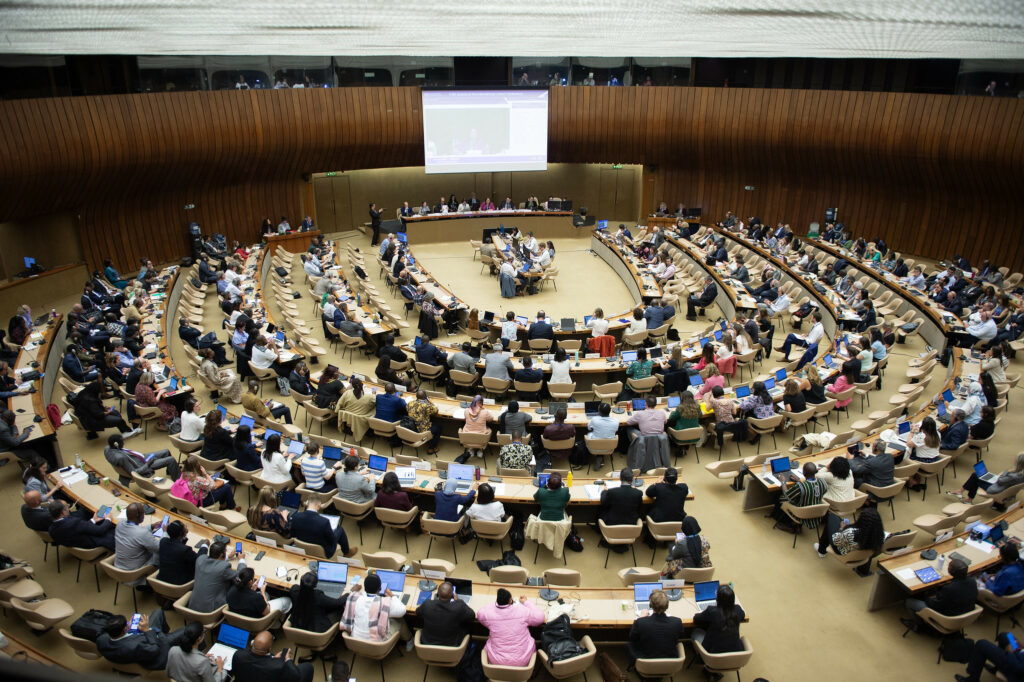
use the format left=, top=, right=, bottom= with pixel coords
left=317, top=561, right=349, bottom=584
left=322, top=446, right=343, bottom=461
left=620, top=351, right=638, bottom=363
left=694, top=580, right=720, bottom=602
left=217, top=623, right=250, bottom=649
left=368, top=454, right=388, bottom=472
left=633, top=582, right=662, bottom=602
left=449, top=463, right=476, bottom=481
left=770, top=457, right=792, bottom=474
left=375, top=569, right=406, bottom=595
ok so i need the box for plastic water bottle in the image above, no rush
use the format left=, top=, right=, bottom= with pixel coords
left=50, top=308, right=56, bottom=321
left=75, top=452, right=82, bottom=468
left=761, top=461, right=767, bottom=476
left=937, top=554, right=946, bottom=571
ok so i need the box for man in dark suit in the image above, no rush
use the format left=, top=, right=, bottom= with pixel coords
left=399, top=201, right=414, bottom=218
left=848, top=439, right=895, bottom=489
left=600, top=468, right=644, bottom=528
left=941, top=409, right=970, bottom=450
left=20, top=490, right=53, bottom=531
left=513, top=356, right=544, bottom=401
left=232, top=631, right=313, bottom=682
left=369, top=202, right=382, bottom=246
left=419, top=581, right=476, bottom=647
left=157, top=520, right=203, bottom=585
left=527, top=311, right=554, bottom=342
left=179, top=317, right=228, bottom=364
left=48, top=499, right=116, bottom=551
left=644, top=468, right=688, bottom=523
left=415, top=334, right=449, bottom=381
left=628, top=590, right=684, bottom=664
left=96, top=609, right=193, bottom=670
left=290, top=498, right=356, bottom=559
left=902, top=558, right=977, bottom=632
left=687, top=277, right=718, bottom=320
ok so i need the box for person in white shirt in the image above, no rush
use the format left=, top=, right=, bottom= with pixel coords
left=440, top=203, right=449, bottom=214
left=465, top=483, right=506, bottom=521
left=500, top=259, right=517, bottom=279
left=250, top=336, right=287, bottom=377
left=658, top=260, right=676, bottom=281
left=179, top=399, right=205, bottom=442
left=777, top=310, right=825, bottom=369
left=224, top=266, right=242, bottom=285
left=322, top=295, right=337, bottom=321
left=964, top=309, right=998, bottom=345
left=258, top=434, right=295, bottom=484
left=458, top=200, right=471, bottom=213
left=548, top=347, right=572, bottom=384
left=587, top=308, right=610, bottom=337
left=378, top=235, right=393, bottom=257
left=341, top=573, right=408, bottom=642
left=523, top=232, right=539, bottom=254
left=652, top=257, right=667, bottom=277
left=500, top=311, right=522, bottom=350
left=628, top=308, right=648, bottom=334
left=767, top=291, right=791, bottom=315
left=302, top=254, right=323, bottom=278
left=537, top=243, right=554, bottom=267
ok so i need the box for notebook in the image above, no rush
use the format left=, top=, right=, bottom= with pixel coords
left=694, top=580, right=720, bottom=611
left=316, top=561, right=349, bottom=598
left=207, top=623, right=251, bottom=671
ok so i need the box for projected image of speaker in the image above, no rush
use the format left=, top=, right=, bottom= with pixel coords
left=422, top=89, right=549, bottom=174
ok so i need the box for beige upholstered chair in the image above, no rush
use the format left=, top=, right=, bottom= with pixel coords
left=342, top=629, right=401, bottom=678
left=692, top=637, right=754, bottom=681
left=489, top=565, right=529, bottom=585
left=598, top=519, right=644, bottom=568
left=470, top=516, right=514, bottom=560
left=481, top=649, right=537, bottom=682
left=374, top=505, right=420, bottom=553
left=414, top=630, right=470, bottom=679
left=635, top=642, right=686, bottom=680
left=539, top=634, right=597, bottom=679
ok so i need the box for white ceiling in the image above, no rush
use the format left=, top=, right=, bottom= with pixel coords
left=1, top=0, right=1023, bottom=59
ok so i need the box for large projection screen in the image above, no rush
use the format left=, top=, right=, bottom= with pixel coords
left=422, top=89, right=548, bottom=174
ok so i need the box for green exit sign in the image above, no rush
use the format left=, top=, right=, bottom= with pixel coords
left=325, top=171, right=337, bottom=177
left=611, top=164, right=623, bottom=169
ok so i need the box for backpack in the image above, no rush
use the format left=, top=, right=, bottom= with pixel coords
left=70, top=608, right=116, bottom=641
left=46, top=403, right=62, bottom=429
left=276, top=376, right=291, bottom=396
left=541, top=614, right=586, bottom=662
left=456, top=642, right=485, bottom=682
left=564, top=526, right=584, bottom=552
left=398, top=416, right=418, bottom=433
left=509, top=514, right=525, bottom=551
left=939, top=633, right=974, bottom=663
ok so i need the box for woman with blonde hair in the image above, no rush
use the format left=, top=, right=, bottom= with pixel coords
left=337, top=376, right=374, bottom=441
left=696, top=363, right=725, bottom=399
left=799, top=364, right=827, bottom=404
left=247, top=487, right=291, bottom=536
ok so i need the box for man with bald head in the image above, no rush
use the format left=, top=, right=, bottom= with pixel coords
left=231, top=630, right=312, bottom=682
left=20, top=490, right=51, bottom=531
left=418, top=580, right=476, bottom=647
left=114, top=502, right=162, bottom=582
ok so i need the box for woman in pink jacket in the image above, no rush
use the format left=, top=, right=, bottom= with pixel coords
left=476, top=588, right=545, bottom=667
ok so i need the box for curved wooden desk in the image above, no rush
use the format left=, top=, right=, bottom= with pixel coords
left=401, top=211, right=579, bottom=244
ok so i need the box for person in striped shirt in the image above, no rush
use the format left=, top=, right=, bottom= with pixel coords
left=300, top=443, right=340, bottom=492
left=774, top=462, right=829, bottom=533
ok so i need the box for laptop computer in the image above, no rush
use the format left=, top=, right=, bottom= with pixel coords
left=547, top=402, right=567, bottom=415
left=535, top=472, right=551, bottom=488
left=649, top=347, right=663, bottom=360
left=775, top=369, right=787, bottom=382
left=278, top=490, right=302, bottom=513
left=482, top=311, right=495, bottom=325
left=974, top=461, right=999, bottom=485
left=942, top=389, right=954, bottom=402
left=584, top=315, right=593, bottom=326
left=989, top=524, right=1007, bottom=546
left=632, top=398, right=647, bottom=411
left=937, top=402, right=948, bottom=418
left=714, top=330, right=723, bottom=341
left=584, top=401, right=602, bottom=417
left=24, top=256, right=36, bottom=269
left=769, top=456, right=794, bottom=483
left=633, top=582, right=662, bottom=615
left=764, top=377, right=776, bottom=391
left=286, top=438, right=306, bottom=456
left=699, top=337, right=709, bottom=348
left=896, top=421, right=911, bottom=441
left=448, top=577, right=473, bottom=604
left=689, top=374, right=703, bottom=387
left=316, top=561, right=349, bottom=598
left=322, top=445, right=343, bottom=462
left=694, top=580, right=720, bottom=611
left=666, top=395, right=680, bottom=409
left=620, top=350, right=638, bottom=363
left=168, top=377, right=178, bottom=391
left=207, top=623, right=250, bottom=671
left=263, top=428, right=280, bottom=442
left=374, top=569, right=407, bottom=596
left=367, top=454, right=389, bottom=479
left=560, top=317, right=576, bottom=331
left=516, top=315, right=529, bottom=326
left=396, top=232, right=408, bottom=244
left=822, top=353, right=836, bottom=368
left=734, top=385, right=751, bottom=399
left=395, top=466, right=416, bottom=485
left=448, top=463, right=476, bottom=491
left=275, top=330, right=286, bottom=344
left=217, top=404, right=228, bottom=420
left=237, top=415, right=255, bottom=431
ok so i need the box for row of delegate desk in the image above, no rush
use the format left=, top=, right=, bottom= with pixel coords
left=48, top=461, right=727, bottom=637
left=399, top=210, right=580, bottom=244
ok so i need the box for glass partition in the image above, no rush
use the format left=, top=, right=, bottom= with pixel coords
left=631, top=58, right=691, bottom=86
left=137, top=56, right=207, bottom=92
left=206, top=57, right=272, bottom=90
left=512, top=57, right=571, bottom=86
left=957, top=59, right=1024, bottom=97
left=571, top=57, right=630, bottom=86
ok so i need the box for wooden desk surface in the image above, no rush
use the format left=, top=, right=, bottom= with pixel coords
left=877, top=506, right=1024, bottom=593
left=51, top=464, right=715, bottom=627
left=264, top=230, right=320, bottom=257
left=12, top=314, right=60, bottom=442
